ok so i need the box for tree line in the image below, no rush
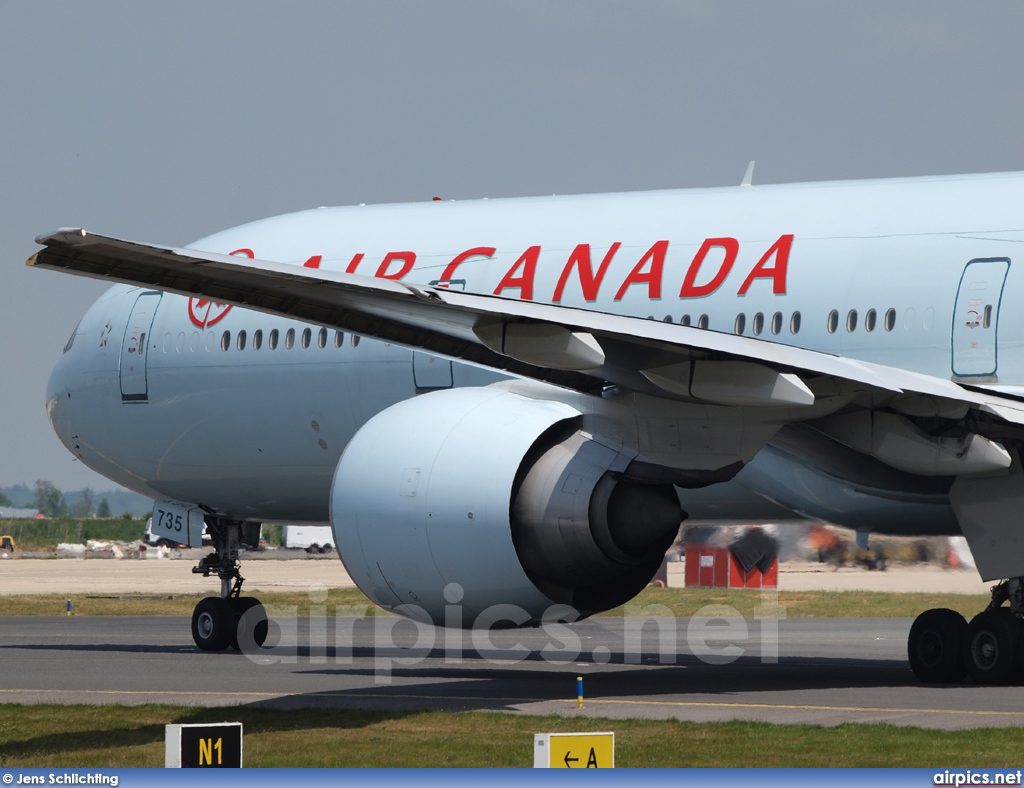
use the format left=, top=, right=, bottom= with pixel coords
left=0, top=481, right=114, bottom=518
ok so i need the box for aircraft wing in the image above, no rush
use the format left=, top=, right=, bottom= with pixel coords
left=27, top=228, right=1024, bottom=431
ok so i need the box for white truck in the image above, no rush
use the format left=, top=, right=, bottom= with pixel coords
left=282, top=525, right=334, bottom=553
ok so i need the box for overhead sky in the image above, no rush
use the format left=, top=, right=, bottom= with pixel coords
left=2, top=1, right=1024, bottom=492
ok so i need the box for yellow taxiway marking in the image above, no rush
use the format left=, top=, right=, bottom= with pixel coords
left=555, top=698, right=1024, bottom=717
left=0, top=688, right=1021, bottom=717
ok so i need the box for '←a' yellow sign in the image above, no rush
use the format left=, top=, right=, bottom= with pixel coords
left=533, top=732, right=615, bottom=768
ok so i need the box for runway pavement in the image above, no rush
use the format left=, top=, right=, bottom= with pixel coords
left=0, top=559, right=1007, bottom=729
left=2, top=613, right=1022, bottom=730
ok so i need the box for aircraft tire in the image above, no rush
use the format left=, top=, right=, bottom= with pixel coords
left=908, top=608, right=967, bottom=683
left=230, top=597, right=268, bottom=652
left=192, top=596, right=233, bottom=652
left=963, top=609, right=1019, bottom=684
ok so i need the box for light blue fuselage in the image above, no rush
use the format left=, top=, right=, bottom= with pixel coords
left=46, top=172, right=1024, bottom=534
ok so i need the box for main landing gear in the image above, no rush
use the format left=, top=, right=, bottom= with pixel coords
left=190, top=518, right=269, bottom=652
left=909, top=579, right=1024, bottom=684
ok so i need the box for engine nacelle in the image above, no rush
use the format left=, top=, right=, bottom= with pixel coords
left=331, top=387, right=682, bottom=627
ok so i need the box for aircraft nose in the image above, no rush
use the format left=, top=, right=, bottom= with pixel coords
left=46, top=349, right=77, bottom=455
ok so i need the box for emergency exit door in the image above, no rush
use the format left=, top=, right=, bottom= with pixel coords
left=120, top=291, right=161, bottom=401
left=952, top=258, right=1009, bottom=378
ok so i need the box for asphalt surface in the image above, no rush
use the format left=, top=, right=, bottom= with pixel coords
left=2, top=614, right=1023, bottom=729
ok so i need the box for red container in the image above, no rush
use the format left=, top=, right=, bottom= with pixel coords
left=685, top=544, right=778, bottom=588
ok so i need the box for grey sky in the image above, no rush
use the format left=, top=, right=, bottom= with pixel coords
left=2, top=1, right=1023, bottom=492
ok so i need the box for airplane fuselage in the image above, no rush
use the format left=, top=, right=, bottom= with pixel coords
left=46, top=171, right=1024, bottom=530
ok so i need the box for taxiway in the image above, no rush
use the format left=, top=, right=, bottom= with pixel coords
left=1, top=615, right=1019, bottom=730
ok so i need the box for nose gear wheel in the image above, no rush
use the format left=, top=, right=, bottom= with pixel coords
left=189, top=517, right=266, bottom=652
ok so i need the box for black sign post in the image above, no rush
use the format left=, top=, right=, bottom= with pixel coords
left=165, top=722, right=243, bottom=768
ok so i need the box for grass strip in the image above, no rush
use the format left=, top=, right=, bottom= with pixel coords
left=602, top=587, right=992, bottom=619
left=0, top=588, right=386, bottom=617
left=0, top=587, right=992, bottom=619
left=0, top=519, right=287, bottom=551
left=0, top=519, right=144, bottom=551
left=0, top=704, right=1020, bottom=768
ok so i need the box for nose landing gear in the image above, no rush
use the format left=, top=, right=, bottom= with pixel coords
left=190, top=518, right=268, bottom=652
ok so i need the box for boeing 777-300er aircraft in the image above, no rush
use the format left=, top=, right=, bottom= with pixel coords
left=28, top=170, right=1024, bottom=684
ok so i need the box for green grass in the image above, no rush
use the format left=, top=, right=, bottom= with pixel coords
left=0, top=587, right=992, bottom=618
left=0, top=519, right=286, bottom=551
left=0, top=518, right=143, bottom=551
left=0, top=705, right=1020, bottom=767
left=0, top=515, right=288, bottom=548
left=602, top=587, right=993, bottom=619
left=0, top=588, right=388, bottom=617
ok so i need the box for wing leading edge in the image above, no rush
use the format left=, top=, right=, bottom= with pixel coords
left=27, top=228, right=1024, bottom=431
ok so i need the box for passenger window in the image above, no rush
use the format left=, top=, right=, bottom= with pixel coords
left=301, top=328, right=311, bottom=349
left=697, top=314, right=709, bottom=330
left=269, top=328, right=279, bottom=350
left=351, top=334, right=361, bottom=347
left=285, top=328, right=295, bottom=349
left=752, top=312, right=764, bottom=336
left=221, top=331, right=231, bottom=351
left=826, top=310, right=839, bottom=334
left=865, top=309, right=877, bottom=332
left=771, top=311, right=783, bottom=335
left=163, top=333, right=173, bottom=353
left=253, top=329, right=263, bottom=350
left=984, top=305, right=993, bottom=328
left=237, top=330, right=247, bottom=351
left=734, top=313, right=746, bottom=335
left=790, top=311, right=801, bottom=334
left=205, top=332, right=215, bottom=352
left=846, top=310, right=858, bottom=332
left=680, top=315, right=691, bottom=326
left=335, top=330, right=344, bottom=348
left=884, top=308, right=896, bottom=331
left=319, top=327, right=328, bottom=348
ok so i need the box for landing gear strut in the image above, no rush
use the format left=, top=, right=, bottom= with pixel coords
left=909, top=578, right=1024, bottom=684
left=190, top=518, right=268, bottom=652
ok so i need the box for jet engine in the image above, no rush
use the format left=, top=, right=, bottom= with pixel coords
left=330, top=387, right=683, bottom=627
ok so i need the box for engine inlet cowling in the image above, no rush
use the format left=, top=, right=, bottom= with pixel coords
left=511, top=431, right=683, bottom=613
left=331, top=386, right=684, bottom=628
